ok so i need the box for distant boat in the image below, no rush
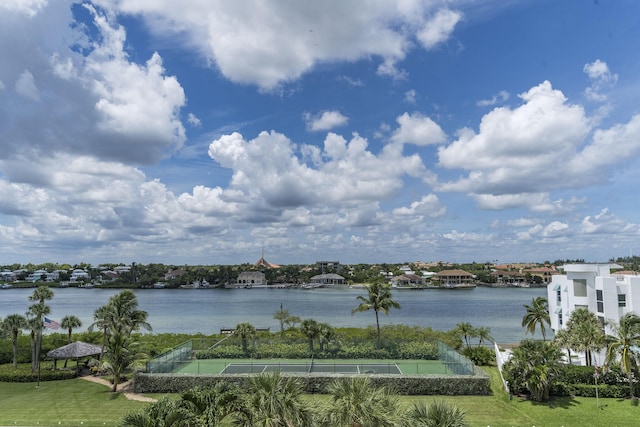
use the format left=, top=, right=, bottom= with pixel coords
left=1, top=283, right=13, bottom=289
left=153, top=282, right=166, bottom=289
left=301, top=283, right=324, bottom=289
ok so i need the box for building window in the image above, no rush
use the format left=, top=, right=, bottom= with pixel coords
left=596, top=289, right=604, bottom=313
left=573, top=279, right=587, bottom=297
left=598, top=316, right=605, bottom=332
left=558, top=313, right=563, bottom=326
left=618, top=294, right=627, bottom=307
left=556, top=290, right=561, bottom=304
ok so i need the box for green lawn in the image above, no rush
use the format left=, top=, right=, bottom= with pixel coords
left=2, top=368, right=640, bottom=426
left=0, top=379, right=148, bottom=426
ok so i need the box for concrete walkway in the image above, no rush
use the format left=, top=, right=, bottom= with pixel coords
left=80, top=375, right=157, bottom=403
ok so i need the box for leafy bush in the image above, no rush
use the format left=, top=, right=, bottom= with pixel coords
left=0, top=364, right=77, bottom=382
left=461, top=346, right=495, bottom=366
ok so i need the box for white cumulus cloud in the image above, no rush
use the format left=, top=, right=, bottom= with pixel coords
left=304, top=111, right=349, bottom=132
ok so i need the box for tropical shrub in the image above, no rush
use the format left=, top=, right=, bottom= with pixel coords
left=460, top=346, right=495, bottom=366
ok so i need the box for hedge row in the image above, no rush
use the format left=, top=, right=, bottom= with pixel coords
left=134, top=368, right=490, bottom=396
left=0, top=365, right=77, bottom=382
left=551, top=382, right=635, bottom=399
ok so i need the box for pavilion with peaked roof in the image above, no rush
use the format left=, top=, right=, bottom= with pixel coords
left=254, top=249, right=280, bottom=269
left=47, top=341, right=103, bottom=369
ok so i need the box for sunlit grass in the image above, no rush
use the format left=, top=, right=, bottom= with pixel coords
left=0, top=379, right=147, bottom=426
left=2, top=368, right=640, bottom=426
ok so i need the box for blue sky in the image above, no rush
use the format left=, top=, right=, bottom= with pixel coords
left=1, top=0, right=639, bottom=266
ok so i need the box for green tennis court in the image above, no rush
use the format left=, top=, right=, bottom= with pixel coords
left=173, top=358, right=451, bottom=375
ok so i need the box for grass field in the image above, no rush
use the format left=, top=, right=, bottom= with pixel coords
left=173, top=358, right=448, bottom=375
left=1, top=367, right=640, bottom=426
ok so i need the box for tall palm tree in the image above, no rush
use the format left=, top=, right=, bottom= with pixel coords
left=61, top=315, right=82, bottom=344
left=475, top=326, right=494, bottom=346
left=25, top=312, right=42, bottom=373
left=553, top=328, right=573, bottom=364
left=409, top=399, right=467, bottom=427
left=95, top=290, right=151, bottom=392
left=3, top=314, right=27, bottom=368
left=300, top=318, right=320, bottom=353
left=26, top=301, right=51, bottom=373
left=605, top=313, right=640, bottom=399
left=89, top=304, right=113, bottom=362
left=351, top=282, right=400, bottom=349
left=234, top=322, right=256, bottom=354
left=320, top=376, right=406, bottom=426
left=236, top=371, right=312, bottom=427
left=28, top=285, right=54, bottom=372
left=60, top=315, right=82, bottom=368
left=521, top=297, right=550, bottom=340
left=567, top=309, right=603, bottom=366
left=455, top=322, right=476, bottom=349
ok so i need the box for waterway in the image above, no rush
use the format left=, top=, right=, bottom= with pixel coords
left=0, top=286, right=547, bottom=343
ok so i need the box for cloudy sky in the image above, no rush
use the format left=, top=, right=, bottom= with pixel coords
left=1, top=0, right=639, bottom=266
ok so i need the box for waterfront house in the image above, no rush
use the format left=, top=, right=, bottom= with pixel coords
left=237, top=271, right=267, bottom=287
left=70, top=269, right=90, bottom=281
left=165, top=268, right=188, bottom=280
left=390, top=273, right=425, bottom=287
left=522, top=266, right=557, bottom=284
left=309, top=273, right=345, bottom=285
left=546, top=263, right=639, bottom=337
left=433, top=269, right=475, bottom=287
left=0, top=270, right=17, bottom=281
left=491, top=270, right=525, bottom=285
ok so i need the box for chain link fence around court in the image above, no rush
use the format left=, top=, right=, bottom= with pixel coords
left=438, top=342, right=474, bottom=375
left=146, top=339, right=474, bottom=376
left=146, top=340, right=193, bottom=373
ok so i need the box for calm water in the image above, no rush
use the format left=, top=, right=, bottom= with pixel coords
left=0, top=286, right=547, bottom=343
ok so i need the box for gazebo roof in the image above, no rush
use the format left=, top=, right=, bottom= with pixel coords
left=46, top=341, right=102, bottom=359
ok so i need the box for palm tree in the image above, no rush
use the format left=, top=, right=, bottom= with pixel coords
left=455, top=322, right=476, bottom=349
left=180, top=383, right=242, bottom=426
left=121, top=396, right=191, bottom=427
left=475, top=326, right=493, bottom=346
left=234, top=322, right=256, bottom=354
left=25, top=312, right=42, bottom=373
left=318, top=322, right=335, bottom=353
left=320, top=376, right=406, bottom=426
left=300, top=318, right=320, bottom=353
left=351, top=282, right=400, bottom=349
left=565, top=308, right=603, bottom=366
left=3, top=314, right=27, bottom=368
left=106, top=290, right=152, bottom=336
left=61, top=315, right=82, bottom=344
left=60, top=315, right=82, bottom=368
left=26, top=301, right=51, bottom=373
left=94, top=290, right=151, bottom=391
left=236, top=371, right=312, bottom=426
left=89, top=304, right=113, bottom=362
left=409, top=399, right=467, bottom=427
left=27, top=285, right=54, bottom=372
left=553, top=328, right=573, bottom=364
left=605, top=313, right=640, bottom=399
left=521, top=297, right=550, bottom=340
left=502, top=339, right=563, bottom=401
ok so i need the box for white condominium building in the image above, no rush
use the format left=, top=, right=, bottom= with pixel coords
left=547, top=263, right=640, bottom=335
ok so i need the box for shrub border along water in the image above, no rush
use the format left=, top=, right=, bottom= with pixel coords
left=134, top=365, right=490, bottom=396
